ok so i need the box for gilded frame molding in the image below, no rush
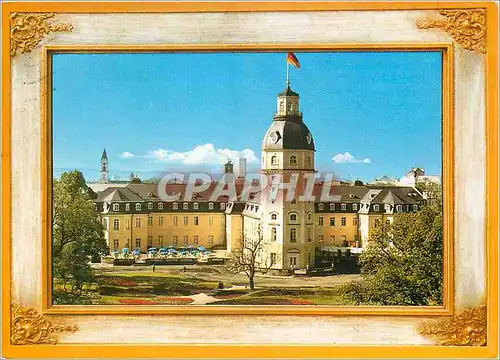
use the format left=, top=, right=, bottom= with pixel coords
left=39, top=43, right=455, bottom=317
left=2, top=1, right=498, bottom=359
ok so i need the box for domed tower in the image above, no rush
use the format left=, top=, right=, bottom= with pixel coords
left=259, top=85, right=316, bottom=272
left=99, top=148, right=109, bottom=184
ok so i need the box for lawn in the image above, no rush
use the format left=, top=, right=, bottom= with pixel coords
left=53, top=270, right=350, bottom=306
left=208, top=287, right=346, bottom=306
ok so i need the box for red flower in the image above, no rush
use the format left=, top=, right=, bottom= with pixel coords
left=290, top=299, right=313, bottom=305
left=119, top=299, right=159, bottom=305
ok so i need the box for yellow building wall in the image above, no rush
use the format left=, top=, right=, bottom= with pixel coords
left=103, top=212, right=226, bottom=252
left=314, top=213, right=360, bottom=247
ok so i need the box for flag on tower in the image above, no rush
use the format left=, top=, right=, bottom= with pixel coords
left=287, top=52, right=300, bottom=69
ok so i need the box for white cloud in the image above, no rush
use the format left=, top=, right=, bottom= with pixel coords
left=332, top=152, right=371, bottom=164
left=120, top=151, right=135, bottom=159
left=122, top=143, right=259, bottom=165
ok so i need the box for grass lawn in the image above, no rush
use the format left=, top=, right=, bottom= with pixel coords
left=208, top=287, right=347, bottom=305
left=54, top=270, right=350, bottom=306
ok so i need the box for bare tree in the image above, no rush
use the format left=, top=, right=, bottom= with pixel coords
left=227, top=225, right=272, bottom=291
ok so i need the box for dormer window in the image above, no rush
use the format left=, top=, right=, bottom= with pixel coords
left=183, top=202, right=189, bottom=210
left=329, top=203, right=335, bottom=211
left=173, top=202, right=178, bottom=210
left=208, top=202, right=214, bottom=210
left=341, top=203, right=346, bottom=211
left=352, top=203, right=358, bottom=211
left=373, top=204, right=380, bottom=212
left=147, top=202, right=153, bottom=210
left=135, top=203, right=141, bottom=211
left=112, top=203, right=119, bottom=211
left=158, top=202, right=163, bottom=210
left=396, top=205, right=403, bottom=212
left=318, top=203, right=324, bottom=211
left=193, top=202, right=199, bottom=210
left=221, top=203, right=226, bottom=210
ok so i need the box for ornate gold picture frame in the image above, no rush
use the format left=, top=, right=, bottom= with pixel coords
left=2, top=1, right=498, bottom=358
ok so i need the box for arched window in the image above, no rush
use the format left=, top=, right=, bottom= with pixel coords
left=289, top=155, right=298, bottom=165
left=272, top=227, right=277, bottom=241
left=135, top=203, right=141, bottom=211
left=125, top=203, right=130, bottom=211
left=271, top=213, right=278, bottom=221
left=183, top=202, right=189, bottom=210
left=147, top=202, right=153, bottom=210
left=113, top=219, right=119, bottom=230
left=208, top=202, right=214, bottom=210
left=173, top=202, right=178, bottom=210
left=318, top=203, right=324, bottom=211
left=287, top=102, right=292, bottom=111
left=271, top=156, right=278, bottom=165
left=307, top=211, right=312, bottom=221
left=352, top=203, right=358, bottom=211
left=330, top=203, right=335, bottom=211
left=193, top=202, right=199, bottom=210
left=158, top=202, right=163, bottom=210
left=289, top=213, right=299, bottom=222
left=113, top=203, right=119, bottom=211
left=341, top=203, right=346, bottom=210
left=290, top=228, right=297, bottom=242
left=306, top=156, right=312, bottom=166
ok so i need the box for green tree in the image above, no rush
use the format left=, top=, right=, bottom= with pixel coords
left=52, top=171, right=107, bottom=294
left=341, top=206, right=443, bottom=306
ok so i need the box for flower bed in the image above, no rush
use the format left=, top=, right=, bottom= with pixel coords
left=290, top=299, right=313, bottom=305
left=157, top=297, right=194, bottom=305
left=100, top=277, right=137, bottom=287
left=119, top=298, right=159, bottom=305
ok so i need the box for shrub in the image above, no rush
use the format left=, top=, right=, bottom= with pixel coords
left=53, top=290, right=93, bottom=305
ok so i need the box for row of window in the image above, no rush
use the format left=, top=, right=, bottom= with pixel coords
left=317, top=235, right=358, bottom=245
left=270, top=155, right=312, bottom=166
left=318, top=216, right=357, bottom=227
left=270, top=212, right=314, bottom=222
left=112, top=235, right=216, bottom=249
left=317, top=203, right=357, bottom=211
left=317, top=203, right=419, bottom=212
left=108, top=215, right=216, bottom=230
left=110, top=202, right=226, bottom=212
left=269, top=227, right=313, bottom=243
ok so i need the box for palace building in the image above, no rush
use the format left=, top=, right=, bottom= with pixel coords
left=90, top=83, right=425, bottom=272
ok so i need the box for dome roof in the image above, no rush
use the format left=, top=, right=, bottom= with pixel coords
left=262, top=118, right=315, bottom=151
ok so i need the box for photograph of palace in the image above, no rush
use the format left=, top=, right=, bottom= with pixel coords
left=52, top=51, right=443, bottom=306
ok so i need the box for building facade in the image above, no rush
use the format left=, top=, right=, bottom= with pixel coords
left=91, top=84, right=426, bottom=272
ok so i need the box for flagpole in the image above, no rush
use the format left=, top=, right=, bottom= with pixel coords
left=286, top=59, right=290, bottom=87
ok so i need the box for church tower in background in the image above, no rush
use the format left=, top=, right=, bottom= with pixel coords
left=99, top=148, right=109, bottom=183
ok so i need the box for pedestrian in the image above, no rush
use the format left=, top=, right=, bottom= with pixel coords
left=152, top=264, right=156, bottom=272
left=183, top=266, right=187, bottom=272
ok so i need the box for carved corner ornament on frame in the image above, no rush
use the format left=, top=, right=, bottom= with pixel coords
left=10, top=12, right=73, bottom=57
left=10, top=303, right=79, bottom=345
left=418, top=305, right=487, bottom=346
left=417, top=9, right=487, bottom=54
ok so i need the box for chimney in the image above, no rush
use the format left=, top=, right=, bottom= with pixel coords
left=237, top=157, right=247, bottom=179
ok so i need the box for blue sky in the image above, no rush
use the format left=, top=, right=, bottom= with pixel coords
left=52, top=51, right=442, bottom=182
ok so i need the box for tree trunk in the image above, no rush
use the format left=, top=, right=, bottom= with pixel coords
left=249, top=276, right=255, bottom=291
